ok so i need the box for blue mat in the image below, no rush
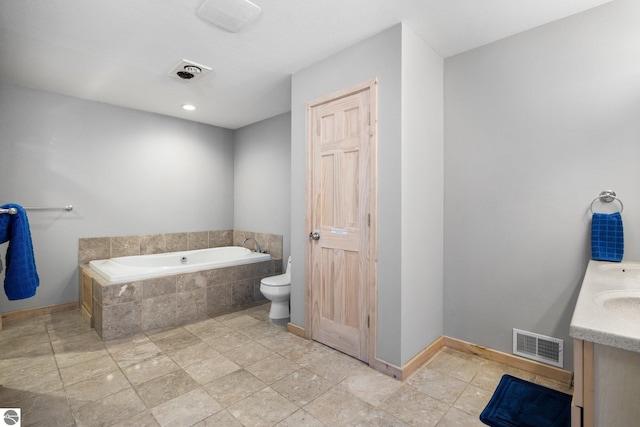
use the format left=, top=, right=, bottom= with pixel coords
left=480, top=375, right=571, bottom=427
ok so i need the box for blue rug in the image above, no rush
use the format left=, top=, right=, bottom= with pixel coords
left=479, top=375, right=571, bottom=427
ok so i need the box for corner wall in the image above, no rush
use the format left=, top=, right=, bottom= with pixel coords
left=291, top=23, right=445, bottom=367
left=0, top=82, right=235, bottom=312
left=291, top=25, right=403, bottom=364
left=443, top=0, right=640, bottom=371
left=234, top=112, right=292, bottom=266
left=400, top=26, right=444, bottom=364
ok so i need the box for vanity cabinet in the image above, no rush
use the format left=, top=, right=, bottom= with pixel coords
left=573, top=338, right=640, bottom=426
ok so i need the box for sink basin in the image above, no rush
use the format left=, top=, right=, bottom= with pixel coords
left=594, top=290, right=640, bottom=323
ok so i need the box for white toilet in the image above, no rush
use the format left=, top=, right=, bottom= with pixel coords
left=260, top=256, right=291, bottom=319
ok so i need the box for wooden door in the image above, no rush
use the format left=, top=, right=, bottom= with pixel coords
left=306, top=79, right=377, bottom=363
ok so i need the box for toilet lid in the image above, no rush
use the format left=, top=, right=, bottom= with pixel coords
left=261, top=274, right=290, bottom=287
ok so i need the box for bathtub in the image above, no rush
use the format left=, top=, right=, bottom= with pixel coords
left=89, top=246, right=271, bottom=283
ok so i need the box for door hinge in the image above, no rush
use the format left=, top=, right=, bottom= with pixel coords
left=368, top=213, right=371, bottom=226
left=368, top=113, right=371, bottom=126
left=367, top=315, right=370, bottom=328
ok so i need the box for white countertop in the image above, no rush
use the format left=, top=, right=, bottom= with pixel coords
left=570, top=260, right=640, bottom=353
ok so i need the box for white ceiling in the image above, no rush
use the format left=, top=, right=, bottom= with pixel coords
left=0, top=0, right=612, bottom=129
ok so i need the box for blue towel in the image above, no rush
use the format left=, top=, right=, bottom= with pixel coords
left=0, top=204, right=39, bottom=300
left=591, top=212, right=624, bottom=262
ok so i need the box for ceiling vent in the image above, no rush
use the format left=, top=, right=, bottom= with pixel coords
left=169, top=59, right=212, bottom=82
left=197, top=0, right=262, bottom=33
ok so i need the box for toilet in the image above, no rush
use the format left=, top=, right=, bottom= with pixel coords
left=260, top=256, right=291, bottom=319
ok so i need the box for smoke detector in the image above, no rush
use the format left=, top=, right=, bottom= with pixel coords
left=169, top=60, right=212, bottom=82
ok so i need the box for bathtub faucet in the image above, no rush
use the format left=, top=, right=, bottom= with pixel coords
left=242, top=237, right=262, bottom=253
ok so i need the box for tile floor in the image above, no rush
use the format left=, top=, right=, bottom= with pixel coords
left=0, top=303, right=572, bottom=426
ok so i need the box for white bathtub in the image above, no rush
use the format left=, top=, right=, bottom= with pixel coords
left=89, top=246, right=271, bottom=283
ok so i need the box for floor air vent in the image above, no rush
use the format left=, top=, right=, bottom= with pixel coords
left=513, top=329, right=563, bottom=368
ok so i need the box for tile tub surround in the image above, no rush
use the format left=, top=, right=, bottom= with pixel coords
left=78, top=230, right=283, bottom=264
left=78, top=230, right=283, bottom=341
left=83, top=259, right=282, bottom=340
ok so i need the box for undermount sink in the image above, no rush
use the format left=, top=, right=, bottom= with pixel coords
left=594, top=290, right=640, bottom=323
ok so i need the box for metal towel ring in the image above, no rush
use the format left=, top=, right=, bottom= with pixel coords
left=590, top=190, right=623, bottom=213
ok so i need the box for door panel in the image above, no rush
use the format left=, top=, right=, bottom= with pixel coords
left=307, top=82, right=376, bottom=362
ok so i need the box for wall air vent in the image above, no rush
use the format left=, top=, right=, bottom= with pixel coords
left=513, top=328, right=563, bottom=368
left=169, top=59, right=212, bottom=82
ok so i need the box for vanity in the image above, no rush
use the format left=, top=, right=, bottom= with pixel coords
left=570, top=260, right=640, bottom=426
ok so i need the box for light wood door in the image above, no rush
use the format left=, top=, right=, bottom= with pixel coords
left=307, top=79, right=377, bottom=363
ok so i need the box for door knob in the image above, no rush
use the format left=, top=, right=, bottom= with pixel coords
left=309, top=231, right=320, bottom=241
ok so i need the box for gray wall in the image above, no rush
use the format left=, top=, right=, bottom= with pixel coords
left=444, top=0, right=640, bottom=371
left=0, top=82, right=235, bottom=312
left=234, top=112, right=292, bottom=264
left=400, top=25, right=444, bottom=364
left=291, top=23, right=445, bottom=366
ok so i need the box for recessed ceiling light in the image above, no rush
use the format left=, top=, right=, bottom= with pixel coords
left=182, top=104, right=196, bottom=111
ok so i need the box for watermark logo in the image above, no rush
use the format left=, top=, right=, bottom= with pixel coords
left=2, top=409, right=20, bottom=426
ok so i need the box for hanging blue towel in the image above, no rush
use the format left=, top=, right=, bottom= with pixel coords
left=591, top=212, right=624, bottom=262
left=0, top=203, right=39, bottom=300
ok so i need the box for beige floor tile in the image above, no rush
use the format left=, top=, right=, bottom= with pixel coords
left=184, top=319, right=234, bottom=341
left=222, top=341, right=274, bottom=367
left=111, top=411, right=161, bottom=427
left=406, top=367, right=467, bottom=405
left=0, top=354, right=57, bottom=382
left=452, top=384, right=493, bottom=417
left=54, top=346, right=111, bottom=368
left=304, top=349, right=365, bottom=384
left=72, top=388, right=146, bottom=426
left=203, top=369, right=267, bottom=407
left=340, top=366, right=403, bottom=407
left=271, top=367, right=334, bottom=406
left=150, top=327, right=203, bottom=353
left=0, top=308, right=575, bottom=427
left=103, top=333, right=152, bottom=354
left=378, top=385, right=449, bottom=427
left=427, top=350, right=484, bottom=383
left=246, top=353, right=302, bottom=384
left=228, top=387, right=299, bottom=427
left=238, top=320, right=283, bottom=341
left=194, top=409, right=244, bottom=426
left=184, top=353, right=241, bottom=385
left=304, top=386, right=373, bottom=426
left=110, top=341, right=164, bottom=368
left=64, top=368, right=131, bottom=410
left=135, top=369, right=199, bottom=409
left=276, top=409, right=325, bottom=427
left=355, top=409, right=411, bottom=427
left=166, top=341, right=221, bottom=368
left=58, top=354, right=120, bottom=386
left=2, top=366, right=64, bottom=394
left=205, top=330, right=254, bottom=353
left=436, top=407, right=486, bottom=426
left=223, top=314, right=262, bottom=330
left=121, top=354, right=180, bottom=385
left=470, top=360, right=537, bottom=392
left=16, top=388, right=71, bottom=426
left=257, top=329, right=306, bottom=352
left=150, top=388, right=222, bottom=426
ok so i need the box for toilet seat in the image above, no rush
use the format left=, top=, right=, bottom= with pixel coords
left=261, top=274, right=290, bottom=287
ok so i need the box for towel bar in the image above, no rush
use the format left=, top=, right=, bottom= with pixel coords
left=590, top=190, right=623, bottom=213
left=1, top=205, right=73, bottom=215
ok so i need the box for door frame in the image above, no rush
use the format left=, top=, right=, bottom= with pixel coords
left=304, top=77, right=378, bottom=365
